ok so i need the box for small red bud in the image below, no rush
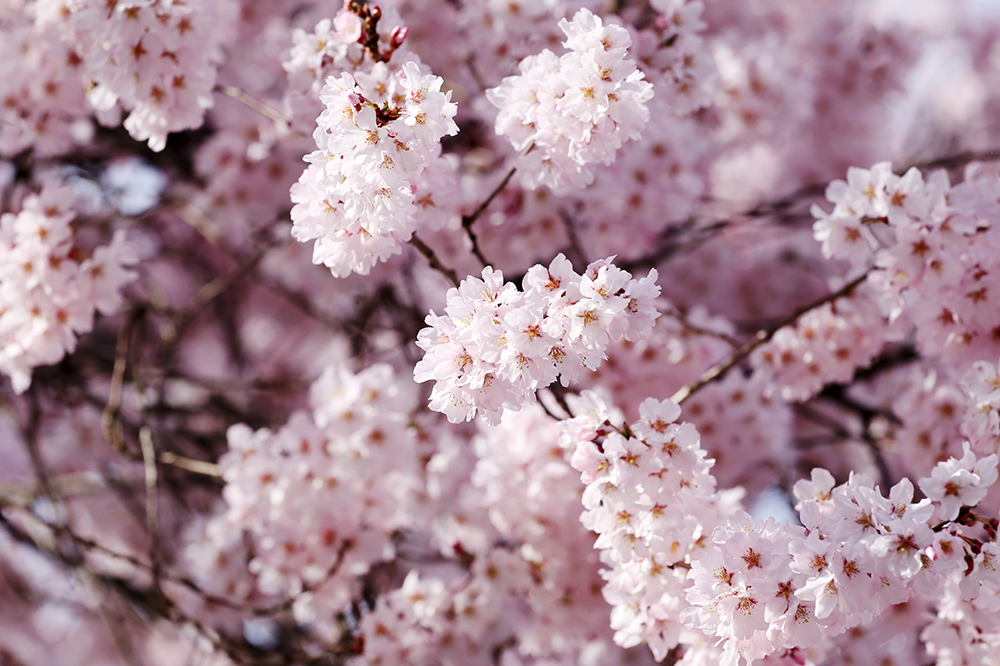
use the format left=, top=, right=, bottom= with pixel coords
left=390, top=25, right=408, bottom=50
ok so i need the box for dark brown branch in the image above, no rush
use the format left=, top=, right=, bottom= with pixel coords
left=663, top=307, right=741, bottom=347
left=557, top=207, right=589, bottom=269
left=461, top=142, right=534, bottom=268
left=671, top=272, right=870, bottom=405
left=622, top=147, right=1000, bottom=274
left=102, top=308, right=142, bottom=454
left=461, top=164, right=516, bottom=267
left=0, top=473, right=113, bottom=508
left=464, top=147, right=531, bottom=228
left=913, top=148, right=1000, bottom=173
left=619, top=217, right=728, bottom=273
left=546, top=385, right=575, bottom=419
left=410, top=233, right=461, bottom=287
left=818, top=385, right=895, bottom=491
left=158, top=248, right=266, bottom=362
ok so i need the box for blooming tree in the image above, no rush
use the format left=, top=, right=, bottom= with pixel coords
left=4, top=1, right=1000, bottom=665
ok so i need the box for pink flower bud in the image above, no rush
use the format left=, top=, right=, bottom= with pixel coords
left=390, top=25, right=408, bottom=50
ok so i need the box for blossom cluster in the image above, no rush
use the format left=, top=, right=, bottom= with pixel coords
left=354, top=405, right=613, bottom=666
left=207, top=363, right=419, bottom=615
left=0, top=188, right=136, bottom=394
left=487, top=8, right=654, bottom=191
left=685, top=448, right=1000, bottom=665
left=0, top=21, right=90, bottom=158
left=750, top=287, right=903, bottom=402
left=283, top=4, right=410, bottom=130
left=961, top=357, right=1000, bottom=454
left=560, top=393, right=739, bottom=661
left=7, top=0, right=1000, bottom=664
left=352, top=551, right=583, bottom=666
left=414, top=255, right=660, bottom=424
left=812, top=161, right=1000, bottom=366
left=39, top=0, right=238, bottom=152
left=290, top=60, right=459, bottom=277
left=462, top=406, right=613, bottom=654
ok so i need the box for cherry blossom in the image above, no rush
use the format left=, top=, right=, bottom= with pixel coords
left=3, top=1, right=1000, bottom=665
left=487, top=8, right=654, bottom=192
left=414, top=255, right=660, bottom=424
left=0, top=186, right=137, bottom=393
left=290, top=61, right=459, bottom=276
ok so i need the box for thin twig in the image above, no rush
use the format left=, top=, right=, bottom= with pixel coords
left=158, top=451, right=220, bottom=478
left=174, top=538, right=354, bottom=618
left=172, top=198, right=226, bottom=247
left=215, top=84, right=291, bottom=127
left=863, top=433, right=893, bottom=492
left=102, top=309, right=142, bottom=454
left=623, top=147, right=1000, bottom=274
left=663, top=307, right=741, bottom=347
left=557, top=207, right=589, bottom=269
left=0, top=473, right=109, bottom=508
left=172, top=198, right=351, bottom=337
left=461, top=142, right=534, bottom=267
left=463, top=164, right=516, bottom=226
left=158, top=248, right=266, bottom=359
left=619, top=217, right=728, bottom=273
left=671, top=272, right=870, bottom=405
left=913, top=149, right=1000, bottom=172
left=92, top=581, right=143, bottom=666
left=138, top=426, right=161, bottom=583
left=410, top=233, right=460, bottom=287
left=21, top=391, right=50, bottom=497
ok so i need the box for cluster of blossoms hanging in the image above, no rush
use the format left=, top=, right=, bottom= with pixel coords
left=560, top=392, right=739, bottom=661
left=812, top=161, right=1000, bottom=366
left=36, top=0, right=238, bottom=152
left=687, top=444, right=1000, bottom=666
left=487, top=8, right=655, bottom=191
left=174, top=363, right=420, bottom=630
left=560, top=391, right=1000, bottom=666
left=290, top=59, right=458, bottom=276
left=0, top=187, right=136, bottom=393
left=7, top=0, right=1000, bottom=665
left=282, top=2, right=412, bottom=127
left=413, top=254, right=660, bottom=424
left=349, top=404, right=614, bottom=666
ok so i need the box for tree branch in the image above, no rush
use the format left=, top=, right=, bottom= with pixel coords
left=461, top=142, right=534, bottom=268
left=215, top=85, right=291, bottom=128
left=410, top=233, right=461, bottom=287
left=671, top=272, right=869, bottom=405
